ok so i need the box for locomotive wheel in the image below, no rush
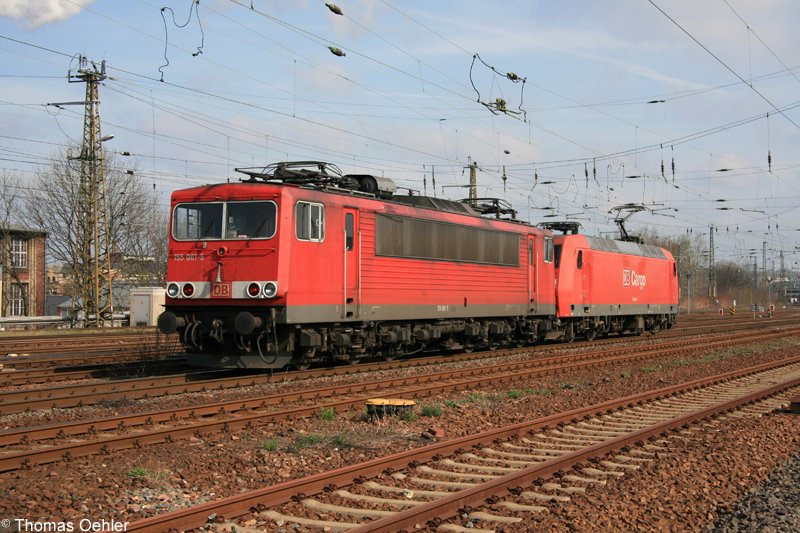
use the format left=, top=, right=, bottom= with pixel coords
left=463, top=343, right=475, bottom=353
left=563, top=323, right=575, bottom=343
left=292, top=348, right=314, bottom=370
left=585, top=329, right=596, bottom=341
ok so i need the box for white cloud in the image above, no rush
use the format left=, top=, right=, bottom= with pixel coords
left=0, top=0, right=95, bottom=30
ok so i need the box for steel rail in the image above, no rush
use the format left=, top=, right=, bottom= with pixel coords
left=0, top=345, right=180, bottom=370
left=125, top=356, right=800, bottom=532
left=0, top=340, right=731, bottom=471
left=0, top=326, right=790, bottom=427
left=1, top=332, right=796, bottom=472
left=353, top=372, right=800, bottom=531
left=0, top=358, right=188, bottom=386
left=1, top=327, right=794, bottom=415
left=0, top=314, right=794, bottom=371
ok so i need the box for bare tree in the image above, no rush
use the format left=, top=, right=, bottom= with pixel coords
left=112, top=184, right=169, bottom=285
left=25, top=154, right=80, bottom=272
left=25, top=148, right=168, bottom=293
left=0, top=171, right=30, bottom=315
left=716, top=261, right=754, bottom=303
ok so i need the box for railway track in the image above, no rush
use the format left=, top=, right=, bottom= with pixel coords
left=126, top=357, right=800, bottom=532
left=0, top=326, right=795, bottom=415
left=0, top=327, right=795, bottom=472
left=0, top=330, right=178, bottom=369
left=0, top=357, right=188, bottom=387
left=660, top=314, right=798, bottom=335
left=0, top=313, right=793, bottom=373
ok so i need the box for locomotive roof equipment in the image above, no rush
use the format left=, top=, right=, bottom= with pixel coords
left=235, top=160, right=397, bottom=199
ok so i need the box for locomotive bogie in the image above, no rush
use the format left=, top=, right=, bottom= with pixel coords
left=181, top=313, right=549, bottom=369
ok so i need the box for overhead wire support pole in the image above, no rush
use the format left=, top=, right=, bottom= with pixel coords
left=763, top=241, right=767, bottom=289
left=466, top=158, right=478, bottom=206
left=708, top=225, right=716, bottom=299
left=65, top=55, right=113, bottom=327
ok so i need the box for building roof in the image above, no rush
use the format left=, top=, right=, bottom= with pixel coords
left=0, top=224, right=47, bottom=237
left=45, top=294, right=71, bottom=316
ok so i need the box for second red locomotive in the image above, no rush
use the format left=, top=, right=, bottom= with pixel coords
left=157, top=161, right=678, bottom=369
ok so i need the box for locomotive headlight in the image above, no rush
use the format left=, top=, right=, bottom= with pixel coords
left=181, top=282, right=195, bottom=298
left=247, top=282, right=262, bottom=298
left=167, top=283, right=180, bottom=298
left=263, top=281, right=278, bottom=298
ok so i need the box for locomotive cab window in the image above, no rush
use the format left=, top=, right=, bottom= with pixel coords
left=226, top=201, right=277, bottom=239
left=173, top=202, right=223, bottom=240
left=577, top=250, right=583, bottom=269
left=543, top=237, right=554, bottom=263
left=296, top=201, right=325, bottom=242
left=554, top=244, right=563, bottom=268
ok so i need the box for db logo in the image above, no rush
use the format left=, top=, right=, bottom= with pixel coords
left=623, top=269, right=646, bottom=289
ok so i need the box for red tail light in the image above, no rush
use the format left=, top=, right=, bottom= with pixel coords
left=247, top=282, right=261, bottom=297
left=182, top=283, right=195, bottom=297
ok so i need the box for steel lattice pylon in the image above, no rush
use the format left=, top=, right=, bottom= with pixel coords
left=708, top=225, right=717, bottom=298
left=69, top=56, right=113, bottom=326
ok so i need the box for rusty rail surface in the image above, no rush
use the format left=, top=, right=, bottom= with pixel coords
left=0, top=329, right=796, bottom=473
left=0, top=358, right=188, bottom=387
left=125, top=357, right=800, bottom=532
left=0, top=313, right=795, bottom=372
left=1, top=327, right=795, bottom=415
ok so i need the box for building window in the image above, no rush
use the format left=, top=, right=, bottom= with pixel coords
left=296, top=202, right=325, bottom=242
left=9, top=283, right=27, bottom=316
left=11, top=238, right=27, bottom=268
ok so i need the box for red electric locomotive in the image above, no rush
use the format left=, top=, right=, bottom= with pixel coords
left=548, top=222, right=679, bottom=341
left=157, top=161, right=677, bottom=369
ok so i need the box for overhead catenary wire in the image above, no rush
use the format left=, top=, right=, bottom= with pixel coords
left=649, top=0, right=800, bottom=131
left=1, top=3, right=798, bottom=251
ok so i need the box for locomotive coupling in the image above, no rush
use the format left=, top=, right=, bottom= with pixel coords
left=157, top=311, right=185, bottom=334
left=234, top=311, right=263, bottom=335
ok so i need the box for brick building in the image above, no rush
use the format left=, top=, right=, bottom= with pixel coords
left=0, top=226, right=47, bottom=317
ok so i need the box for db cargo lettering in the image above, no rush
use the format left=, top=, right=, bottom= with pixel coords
left=623, top=269, right=646, bottom=290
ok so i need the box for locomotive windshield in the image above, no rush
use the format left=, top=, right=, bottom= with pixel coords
left=172, top=200, right=277, bottom=241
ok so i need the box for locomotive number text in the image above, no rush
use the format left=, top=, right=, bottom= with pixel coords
left=173, top=253, right=205, bottom=261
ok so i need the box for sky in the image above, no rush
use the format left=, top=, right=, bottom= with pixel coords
left=1, top=0, right=799, bottom=271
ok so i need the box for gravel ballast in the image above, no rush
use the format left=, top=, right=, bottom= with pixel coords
left=1, top=335, right=798, bottom=531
